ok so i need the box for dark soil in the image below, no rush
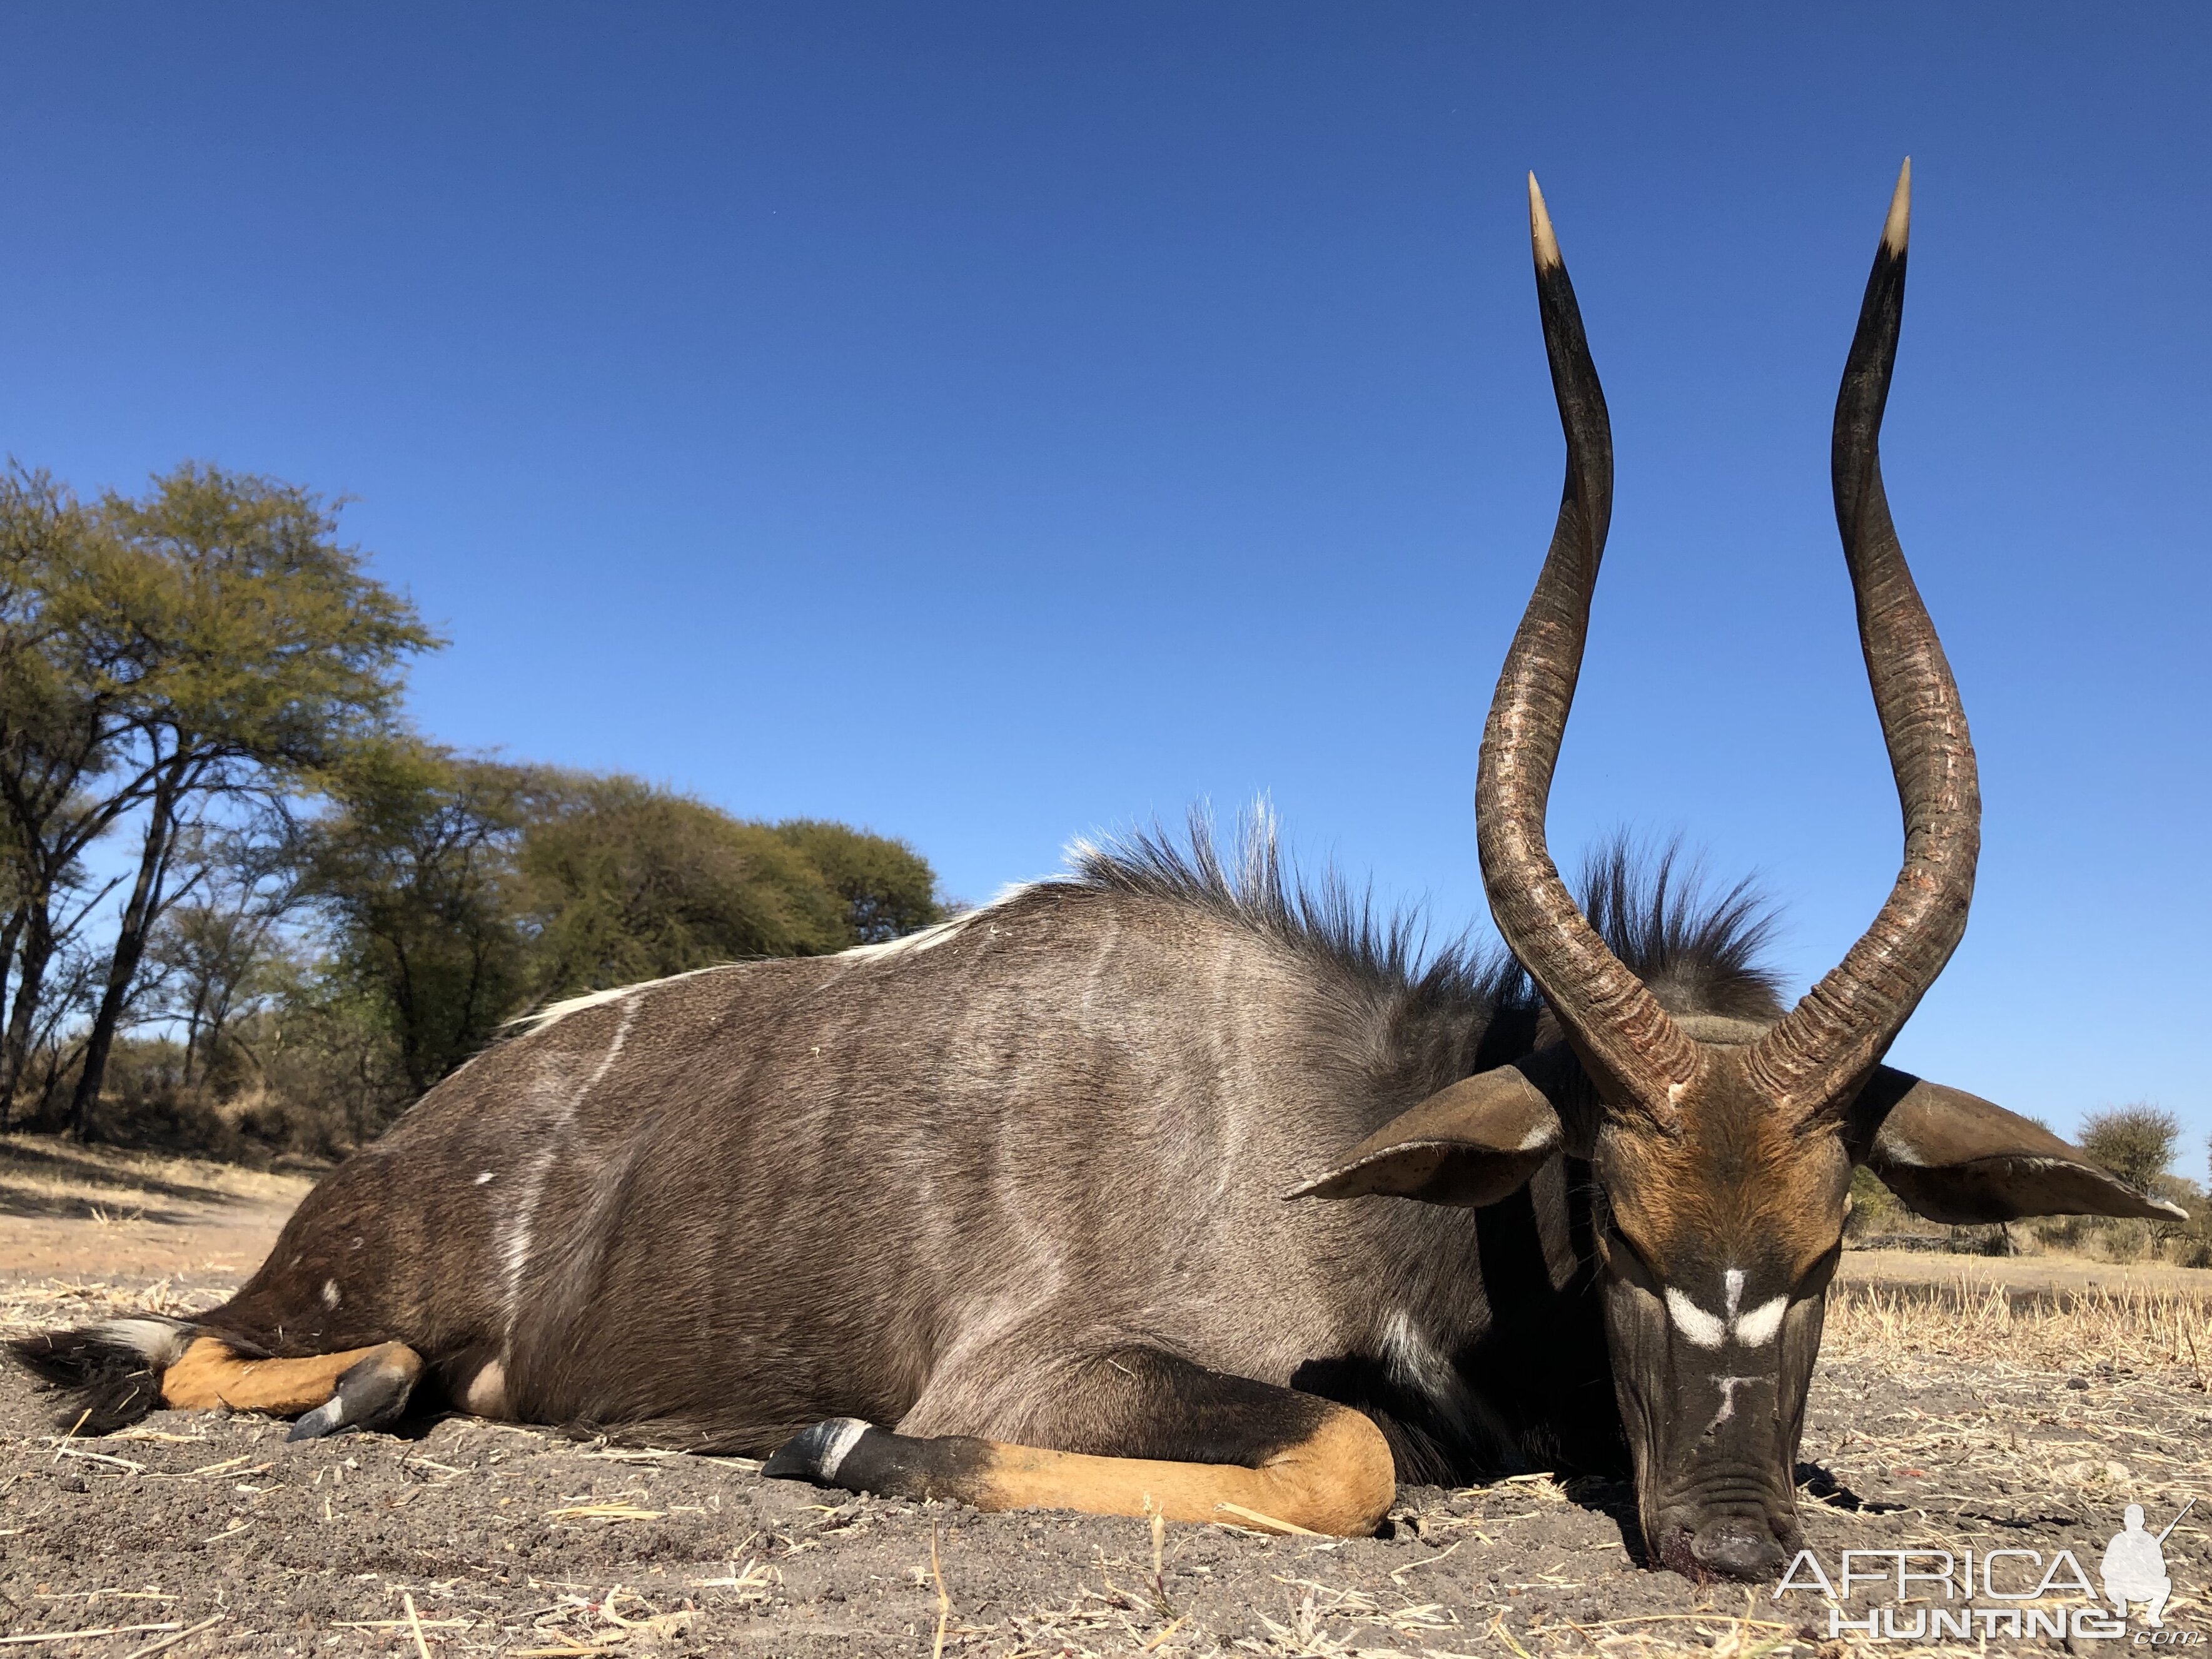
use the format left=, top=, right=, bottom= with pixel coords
left=2, top=1276, right=2207, bottom=1656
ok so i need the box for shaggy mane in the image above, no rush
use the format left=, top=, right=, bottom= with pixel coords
left=1065, top=813, right=1784, bottom=1025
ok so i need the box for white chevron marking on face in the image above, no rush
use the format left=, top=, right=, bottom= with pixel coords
left=1664, top=1288, right=1729, bottom=1349
left=1731, top=1295, right=1789, bottom=1347
left=1662, top=1276, right=1790, bottom=1349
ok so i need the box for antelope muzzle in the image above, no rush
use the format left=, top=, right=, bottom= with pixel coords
left=1604, top=1260, right=1829, bottom=1578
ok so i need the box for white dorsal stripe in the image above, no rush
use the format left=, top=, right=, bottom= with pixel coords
left=512, top=963, right=735, bottom=1036
left=1722, top=1267, right=1745, bottom=1318
left=1732, top=1295, right=1789, bottom=1347
left=1664, top=1288, right=1728, bottom=1349
left=838, top=882, right=1038, bottom=963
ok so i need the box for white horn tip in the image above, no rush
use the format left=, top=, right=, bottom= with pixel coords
left=1882, top=158, right=1911, bottom=255
left=1528, top=173, right=1562, bottom=270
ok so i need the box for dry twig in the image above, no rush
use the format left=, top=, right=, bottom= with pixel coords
left=929, top=1520, right=953, bottom=1659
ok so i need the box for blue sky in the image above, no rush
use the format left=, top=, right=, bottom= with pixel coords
left=3, top=5, right=2206, bottom=1160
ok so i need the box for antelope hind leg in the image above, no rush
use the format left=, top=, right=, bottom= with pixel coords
left=160, top=1336, right=425, bottom=1440
left=763, top=1347, right=1396, bottom=1537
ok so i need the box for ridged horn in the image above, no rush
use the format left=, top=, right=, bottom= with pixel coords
left=1746, top=159, right=1982, bottom=1120
left=1475, top=176, right=1702, bottom=1122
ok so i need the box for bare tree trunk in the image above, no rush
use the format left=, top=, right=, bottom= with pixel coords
left=181, top=989, right=206, bottom=1090
left=70, top=770, right=183, bottom=1140
left=33, top=1034, right=78, bottom=1125
left=385, top=935, right=430, bottom=1098
left=1, top=897, right=53, bottom=1111
left=0, top=903, right=21, bottom=1133
left=0, top=905, right=22, bottom=1021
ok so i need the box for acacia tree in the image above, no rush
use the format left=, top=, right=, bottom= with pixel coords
left=2078, top=1105, right=2181, bottom=1193
left=301, top=743, right=533, bottom=1101
left=517, top=774, right=946, bottom=1002
left=0, top=470, right=144, bottom=1119
left=520, top=773, right=844, bottom=994
left=769, top=818, right=942, bottom=945
left=144, top=812, right=304, bottom=1089
left=46, top=464, right=435, bottom=1137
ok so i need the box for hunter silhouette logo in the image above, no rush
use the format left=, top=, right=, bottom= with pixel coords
left=2103, top=1499, right=2193, bottom=1628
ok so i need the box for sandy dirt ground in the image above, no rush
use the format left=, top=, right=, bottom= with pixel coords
left=3, top=1143, right=2210, bottom=1656
left=0, top=1140, right=313, bottom=1286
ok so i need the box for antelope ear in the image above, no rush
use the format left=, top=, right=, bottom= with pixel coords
left=1849, top=1068, right=2188, bottom=1225
left=1286, top=1062, right=1562, bottom=1207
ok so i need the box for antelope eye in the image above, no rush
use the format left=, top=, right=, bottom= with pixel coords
left=1794, top=1240, right=1843, bottom=1301
left=1601, top=1227, right=1662, bottom=1295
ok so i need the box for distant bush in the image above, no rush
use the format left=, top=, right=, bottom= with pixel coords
left=78, top=1036, right=323, bottom=1165
left=516, top=774, right=945, bottom=1002
left=2078, top=1104, right=2181, bottom=1193
left=1844, top=1165, right=1911, bottom=1242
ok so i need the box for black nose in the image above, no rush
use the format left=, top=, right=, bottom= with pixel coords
left=1689, top=1516, right=1785, bottom=1580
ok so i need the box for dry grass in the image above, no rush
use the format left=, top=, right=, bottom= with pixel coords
left=0, top=1132, right=314, bottom=1222
left=0, top=1276, right=235, bottom=1342
left=1826, top=1276, right=2212, bottom=1383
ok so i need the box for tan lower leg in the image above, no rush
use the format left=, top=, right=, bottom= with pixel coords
left=161, top=1338, right=421, bottom=1413
left=971, top=1408, right=1395, bottom=1536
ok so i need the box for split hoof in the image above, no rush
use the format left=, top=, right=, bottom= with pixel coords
left=286, top=1342, right=422, bottom=1441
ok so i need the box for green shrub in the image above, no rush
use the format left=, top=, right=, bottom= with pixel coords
left=2079, top=1104, right=2180, bottom=1191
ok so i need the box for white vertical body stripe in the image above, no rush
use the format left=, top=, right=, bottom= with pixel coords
left=500, top=999, right=639, bottom=1346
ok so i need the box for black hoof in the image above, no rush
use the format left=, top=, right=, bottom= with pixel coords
left=286, top=1349, right=418, bottom=1442
left=763, top=1418, right=876, bottom=1486
left=287, top=1399, right=345, bottom=1441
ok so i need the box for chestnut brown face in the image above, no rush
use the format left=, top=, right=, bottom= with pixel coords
left=1590, top=1057, right=1852, bottom=1580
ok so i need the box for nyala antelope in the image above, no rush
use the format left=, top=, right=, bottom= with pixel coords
left=12, top=163, right=2179, bottom=1580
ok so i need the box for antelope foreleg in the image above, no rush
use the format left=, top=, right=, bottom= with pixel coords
left=764, top=1406, right=1395, bottom=1537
